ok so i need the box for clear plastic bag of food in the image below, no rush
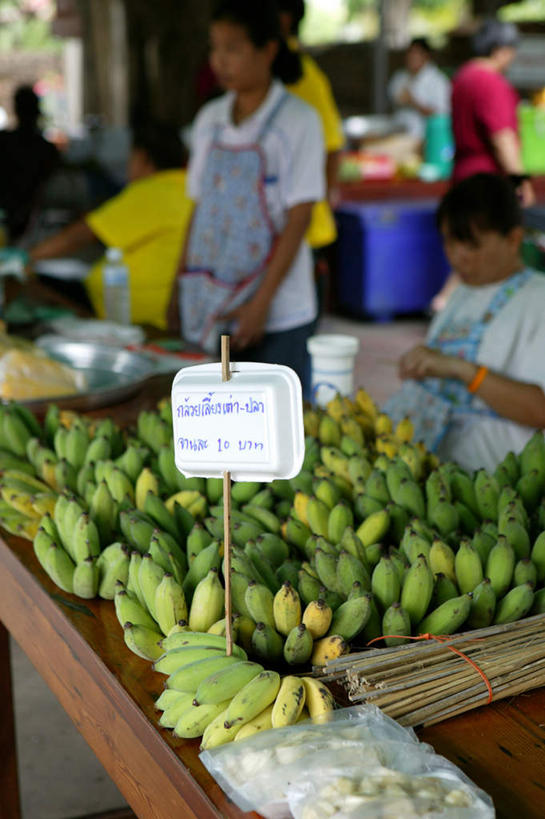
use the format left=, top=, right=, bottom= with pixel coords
left=199, top=705, right=494, bottom=819
left=200, top=706, right=422, bottom=818
left=288, top=765, right=495, bottom=819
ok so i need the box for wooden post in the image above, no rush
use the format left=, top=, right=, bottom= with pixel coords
left=221, top=335, right=233, bottom=657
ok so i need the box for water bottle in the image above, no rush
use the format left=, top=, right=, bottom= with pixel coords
left=102, top=247, right=130, bottom=325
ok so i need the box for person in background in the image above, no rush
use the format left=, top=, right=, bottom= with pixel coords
left=0, top=85, right=60, bottom=241
left=277, top=0, right=344, bottom=318
left=1, top=121, right=193, bottom=330
left=168, top=0, right=325, bottom=394
left=451, top=19, right=535, bottom=207
left=432, top=19, right=536, bottom=313
left=388, top=38, right=451, bottom=143
left=384, top=173, right=545, bottom=473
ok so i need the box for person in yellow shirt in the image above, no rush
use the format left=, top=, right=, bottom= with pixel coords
left=25, top=120, right=193, bottom=329
left=278, top=0, right=344, bottom=300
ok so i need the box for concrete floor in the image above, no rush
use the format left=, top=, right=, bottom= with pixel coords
left=9, top=313, right=427, bottom=819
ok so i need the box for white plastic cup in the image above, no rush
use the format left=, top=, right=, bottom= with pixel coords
left=306, top=334, right=360, bottom=407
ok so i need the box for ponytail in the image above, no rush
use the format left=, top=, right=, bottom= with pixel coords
left=273, top=38, right=302, bottom=84
left=212, top=0, right=302, bottom=84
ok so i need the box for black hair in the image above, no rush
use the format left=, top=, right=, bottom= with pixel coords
left=472, top=19, right=519, bottom=57
left=14, top=85, right=41, bottom=126
left=436, top=173, right=522, bottom=243
left=276, top=0, right=306, bottom=35
left=409, top=37, right=432, bottom=55
left=132, top=120, right=186, bottom=170
left=212, top=0, right=302, bottom=84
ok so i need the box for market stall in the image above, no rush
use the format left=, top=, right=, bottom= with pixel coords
left=1, top=359, right=545, bottom=818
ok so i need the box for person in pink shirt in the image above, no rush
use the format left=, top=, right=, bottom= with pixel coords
left=432, top=19, right=536, bottom=311
left=451, top=19, right=535, bottom=207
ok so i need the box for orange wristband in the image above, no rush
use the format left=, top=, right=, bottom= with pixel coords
left=468, top=365, right=488, bottom=394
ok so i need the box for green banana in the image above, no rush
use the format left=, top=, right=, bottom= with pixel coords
left=283, top=623, right=313, bottom=665
left=154, top=573, right=188, bottom=636
left=173, top=700, right=230, bottom=739
left=137, top=552, right=165, bottom=618
left=498, top=516, right=531, bottom=560
left=72, top=512, right=101, bottom=563
left=123, top=622, right=163, bottom=661
left=223, top=670, right=280, bottom=730
left=401, top=554, right=434, bottom=626
left=356, top=508, right=389, bottom=548
left=328, top=594, right=371, bottom=641
left=43, top=542, right=75, bottom=593
left=432, top=573, right=459, bottom=607
left=417, top=594, right=471, bottom=636
left=327, top=500, right=354, bottom=544
left=514, top=557, right=538, bottom=586
left=98, top=546, right=130, bottom=600
left=382, top=602, right=411, bottom=646
left=193, top=660, right=264, bottom=706
left=297, top=569, right=322, bottom=605
left=241, top=504, right=281, bottom=535
left=244, top=581, right=275, bottom=628
left=250, top=622, right=284, bottom=663
left=494, top=582, right=535, bottom=625
left=486, top=536, right=515, bottom=598
left=144, top=491, right=180, bottom=540
left=531, top=531, right=545, bottom=582
left=336, top=550, right=370, bottom=597
left=114, top=586, right=157, bottom=630
left=314, top=548, right=340, bottom=593
left=158, top=693, right=199, bottom=728
left=454, top=540, right=483, bottom=594
left=231, top=481, right=261, bottom=504
left=255, top=533, right=289, bottom=568
left=468, top=578, right=496, bottom=629
left=154, top=645, right=229, bottom=675
left=472, top=528, right=496, bottom=566
left=400, top=527, right=431, bottom=565
left=188, top=568, right=224, bottom=632
left=429, top=499, right=460, bottom=538
left=371, top=553, right=402, bottom=611
left=474, top=469, right=500, bottom=520
left=72, top=556, right=99, bottom=599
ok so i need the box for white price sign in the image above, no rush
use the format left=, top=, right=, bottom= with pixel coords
left=171, top=362, right=304, bottom=481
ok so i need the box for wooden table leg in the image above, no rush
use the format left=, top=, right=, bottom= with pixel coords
left=0, top=622, right=22, bottom=819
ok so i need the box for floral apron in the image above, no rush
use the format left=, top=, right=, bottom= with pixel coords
left=383, top=269, right=532, bottom=451
left=180, top=92, right=288, bottom=353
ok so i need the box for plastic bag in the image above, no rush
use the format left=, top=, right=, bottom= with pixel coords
left=199, top=705, right=494, bottom=819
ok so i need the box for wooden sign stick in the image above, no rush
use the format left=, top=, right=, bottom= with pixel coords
left=221, top=335, right=233, bottom=657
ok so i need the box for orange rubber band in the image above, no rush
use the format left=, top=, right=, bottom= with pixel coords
left=468, top=365, right=489, bottom=394
left=367, top=633, right=493, bottom=705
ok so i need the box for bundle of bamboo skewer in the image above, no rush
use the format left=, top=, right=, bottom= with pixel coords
left=316, top=613, right=545, bottom=728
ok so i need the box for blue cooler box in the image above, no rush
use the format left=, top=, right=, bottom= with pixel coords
left=335, top=200, right=450, bottom=320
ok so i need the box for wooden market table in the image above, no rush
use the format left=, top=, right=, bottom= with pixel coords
left=1, top=373, right=545, bottom=819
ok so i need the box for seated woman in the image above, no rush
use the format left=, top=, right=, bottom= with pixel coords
left=384, top=173, right=545, bottom=472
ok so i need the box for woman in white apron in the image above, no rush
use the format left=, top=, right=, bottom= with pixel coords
left=384, top=174, right=545, bottom=473
left=169, top=0, right=325, bottom=395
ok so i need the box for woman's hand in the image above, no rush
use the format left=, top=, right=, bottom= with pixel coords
left=399, top=345, right=474, bottom=382
left=221, top=297, right=269, bottom=350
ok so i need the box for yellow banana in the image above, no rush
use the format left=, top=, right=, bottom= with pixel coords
left=271, top=675, right=306, bottom=728
left=301, top=677, right=335, bottom=720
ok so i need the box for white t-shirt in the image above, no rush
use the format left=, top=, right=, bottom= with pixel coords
left=388, top=62, right=451, bottom=140
left=429, top=271, right=545, bottom=472
left=188, top=80, right=324, bottom=333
